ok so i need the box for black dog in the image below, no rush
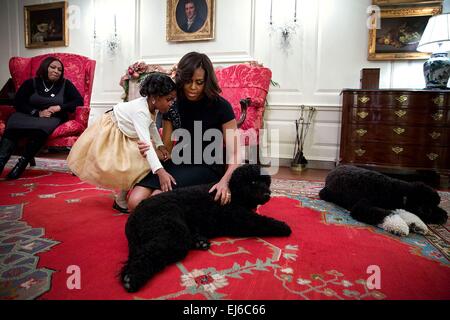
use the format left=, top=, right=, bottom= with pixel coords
left=120, top=164, right=292, bottom=292
left=319, top=165, right=448, bottom=236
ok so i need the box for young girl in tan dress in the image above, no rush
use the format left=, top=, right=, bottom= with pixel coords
left=67, top=72, right=177, bottom=194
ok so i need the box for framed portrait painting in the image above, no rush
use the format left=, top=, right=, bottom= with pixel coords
left=24, top=1, right=69, bottom=49
left=166, top=0, right=215, bottom=42
left=368, top=5, right=441, bottom=60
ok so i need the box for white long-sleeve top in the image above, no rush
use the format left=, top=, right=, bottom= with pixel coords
left=113, top=97, right=164, bottom=174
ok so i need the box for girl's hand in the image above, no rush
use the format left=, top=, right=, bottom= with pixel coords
left=209, top=180, right=231, bottom=206
left=158, top=146, right=170, bottom=161
left=156, top=149, right=164, bottom=160
left=137, top=141, right=151, bottom=158
left=156, top=168, right=176, bottom=192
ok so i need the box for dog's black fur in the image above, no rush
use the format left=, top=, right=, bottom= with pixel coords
left=319, top=165, right=448, bottom=226
left=120, top=164, right=292, bottom=292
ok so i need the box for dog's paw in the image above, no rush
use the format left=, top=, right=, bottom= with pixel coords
left=122, top=274, right=137, bottom=293
left=393, top=209, right=428, bottom=235
left=378, top=213, right=409, bottom=237
left=192, top=234, right=211, bottom=250
left=429, top=206, right=449, bottom=225
left=273, top=221, right=292, bottom=236
left=120, top=265, right=139, bottom=293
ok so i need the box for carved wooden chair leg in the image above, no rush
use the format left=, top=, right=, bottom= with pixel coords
left=237, top=98, right=251, bottom=128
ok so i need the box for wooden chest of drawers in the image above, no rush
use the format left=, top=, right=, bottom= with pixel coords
left=339, top=89, right=450, bottom=175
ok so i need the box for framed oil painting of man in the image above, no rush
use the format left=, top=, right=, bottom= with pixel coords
left=166, top=0, right=215, bottom=42
left=24, top=1, right=69, bottom=49
left=368, top=5, right=441, bottom=60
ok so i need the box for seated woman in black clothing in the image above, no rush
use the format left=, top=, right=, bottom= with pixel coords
left=0, top=56, right=83, bottom=179
left=127, top=52, right=241, bottom=211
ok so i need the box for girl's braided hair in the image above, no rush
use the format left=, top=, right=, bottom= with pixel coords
left=139, top=72, right=176, bottom=97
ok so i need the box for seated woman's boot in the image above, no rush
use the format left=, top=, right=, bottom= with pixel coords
left=6, top=156, right=30, bottom=180
left=6, top=136, right=45, bottom=180
left=0, top=137, right=16, bottom=176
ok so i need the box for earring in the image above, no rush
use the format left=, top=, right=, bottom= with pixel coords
left=152, top=99, right=156, bottom=105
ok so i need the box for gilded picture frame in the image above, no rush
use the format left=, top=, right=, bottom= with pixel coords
left=24, top=1, right=69, bottom=49
left=372, top=0, right=442, bottom=6
left=368, top=5, right=441, bottom=61
left=166, top=0, right=215, bottom=42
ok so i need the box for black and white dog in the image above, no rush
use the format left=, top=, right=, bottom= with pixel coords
left=319, top=165, right=448, bottom=236
left=120, top=164, right=292, bottom=292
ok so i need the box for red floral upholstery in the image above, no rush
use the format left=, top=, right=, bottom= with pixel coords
left=0, top=53, right=96, bottom=147
left=215, top=64, right=272, bottom=146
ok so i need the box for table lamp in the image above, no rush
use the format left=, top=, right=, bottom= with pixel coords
left=417, top=13, right=450, bottom=89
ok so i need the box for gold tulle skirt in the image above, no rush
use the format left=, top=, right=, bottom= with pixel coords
left=67, top=112, right=150, bottom=190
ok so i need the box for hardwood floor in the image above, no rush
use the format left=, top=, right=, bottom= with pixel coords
left=272, top=167, right=329, bottom=182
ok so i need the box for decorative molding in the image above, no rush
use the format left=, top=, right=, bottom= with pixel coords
left=7, top=1, right=13, bottom=57
left=314, top=89, right=342, bottom=95
left=266, top=104, right=342, bottom=110
left=134, top=0, right=141, bottom=59
left=248, top=0, right=256, bottom=60
left=313, top=0, right=326, bottom=95
left=270, top=88, right=303, bottom=94
left=141, top=52, right=256, bottom=65
left=91, top=102, right=117, bottom=108
left=10, top=0, right=20, bottom=57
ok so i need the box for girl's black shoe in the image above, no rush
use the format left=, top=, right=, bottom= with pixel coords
left=113, top=200, right=129, bottom=214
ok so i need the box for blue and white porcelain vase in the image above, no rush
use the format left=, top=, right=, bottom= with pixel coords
left=423, top=52, right=450, bottom=89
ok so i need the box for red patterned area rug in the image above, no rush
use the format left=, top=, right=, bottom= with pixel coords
left=0, top=164, right=449, bottom=300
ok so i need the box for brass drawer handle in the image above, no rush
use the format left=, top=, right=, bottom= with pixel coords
left=396, top=95, right=408, bottom=104
left=427, top=153, right=439, bottom=161
left=431, top=112, right=444, bottom=121
left=392, top=146, right=403, bottom=154
left=358, top=96, right=370, bottom=104
left=357, top=111, right=369, bottom=119
left=429, top=131, right=441, bottom=140
left=393, top=127, right=405, bottom=135
left=355, top=129, right=367, bottom=137
left=355, top=148, right=366, bottom=156
left=433, top=96, right=444, bottom=107
left=394, top=110, right=407, bottom=118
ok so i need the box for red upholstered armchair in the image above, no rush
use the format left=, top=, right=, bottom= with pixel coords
left=0, top=53, right=96, bottom=148
left=215, top=64, right=272, bottom=147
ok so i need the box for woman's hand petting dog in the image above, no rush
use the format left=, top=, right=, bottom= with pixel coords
left=156, top=168, right=176, bottom=192
left=209, top=180, right=231, bottom=206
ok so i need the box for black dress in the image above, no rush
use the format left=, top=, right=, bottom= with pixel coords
left=5, top=78, right=83, bottom=135
left=136, top=95, right=236, bottom=189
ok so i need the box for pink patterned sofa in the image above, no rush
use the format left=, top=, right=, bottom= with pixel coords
left=0, top=53, right=96, bottom=148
